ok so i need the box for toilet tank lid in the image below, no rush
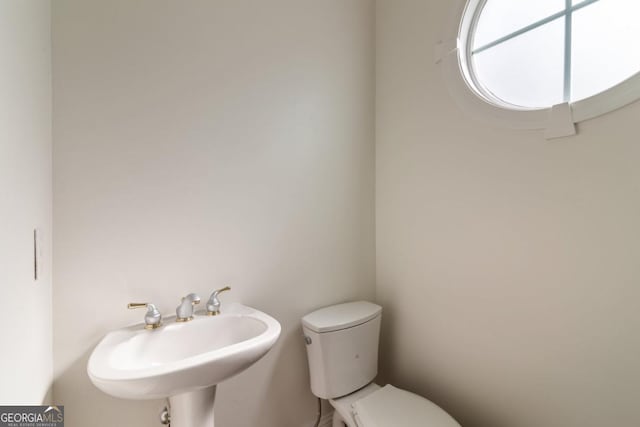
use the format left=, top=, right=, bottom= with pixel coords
left=302, top=301, right=382, bottom=333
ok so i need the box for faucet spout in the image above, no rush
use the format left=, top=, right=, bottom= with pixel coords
left=176, top=293, right=201, bottom=322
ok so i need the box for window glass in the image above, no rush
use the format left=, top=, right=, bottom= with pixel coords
left=467, top=0, right=640, bottom=109
left=571, top=0, right=640, bottom=101
left=473, top=18, right=564, bottom=108
left=473, top=0, right=564, bottom=50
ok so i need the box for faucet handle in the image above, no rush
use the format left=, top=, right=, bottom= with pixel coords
left=128, top=303, right=162, bottom=330
left=206, top=286, right=231, bottom=316
left=176, top=293, right=201, bottom=322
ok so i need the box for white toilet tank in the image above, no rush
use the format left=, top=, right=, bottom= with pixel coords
left=302, top=301, right=382, bottom=399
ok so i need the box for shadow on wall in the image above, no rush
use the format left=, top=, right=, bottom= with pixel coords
left=377, top=297, right=508, bottom=427
left=44, top=383, right=54, bottom=407
left=376, top=297, right=397, bottom=387
left=258, top=326, right=314, bottom=424
left=213, top=314, right=321, bottom=426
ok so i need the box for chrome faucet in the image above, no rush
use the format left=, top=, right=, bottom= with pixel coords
left=176, top=293, right=201, bottom=322
left=128, top=303, right=162, bottom=330
left=206, top=286, right=231, bottom=316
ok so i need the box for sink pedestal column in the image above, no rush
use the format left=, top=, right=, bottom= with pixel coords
left=170, top=386, right=217, bottom=427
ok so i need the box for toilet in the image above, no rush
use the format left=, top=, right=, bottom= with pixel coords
left=302, top=301, right=461, bottom=427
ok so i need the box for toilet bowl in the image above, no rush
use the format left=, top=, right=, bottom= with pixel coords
left=302, top=301, right=461, bottom=427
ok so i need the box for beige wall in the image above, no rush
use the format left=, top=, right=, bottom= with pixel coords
left=0, top=0, right=53, bottom=405
left=50, top=1, right=640, bottom=425
left=52, top=0, right=374, bottom=426
left=376, top=1, right=640, bottom=427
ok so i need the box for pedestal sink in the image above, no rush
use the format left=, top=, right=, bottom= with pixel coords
left=87, top=303, right=281, bottom=427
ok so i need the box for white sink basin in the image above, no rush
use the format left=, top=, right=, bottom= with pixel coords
left=87, top=303, right=281, bottom=402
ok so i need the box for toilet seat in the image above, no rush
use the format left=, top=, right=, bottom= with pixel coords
left=350, top=384, right=461, bottom=427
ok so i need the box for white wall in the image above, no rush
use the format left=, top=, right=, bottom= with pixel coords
left=376, top=1, right=640, bottom=427
left=0, top=0, right=53, bottom=405
left=52, top=1, right=374, bottom=426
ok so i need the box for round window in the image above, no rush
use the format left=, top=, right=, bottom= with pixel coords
left=461, top=0, right=640, bottom=110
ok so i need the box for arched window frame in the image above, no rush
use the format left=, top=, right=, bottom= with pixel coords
left=436, top=0, right=640, bottom=139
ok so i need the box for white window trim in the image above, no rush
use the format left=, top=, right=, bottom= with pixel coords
left=436, top=0, right=640, bottom=139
